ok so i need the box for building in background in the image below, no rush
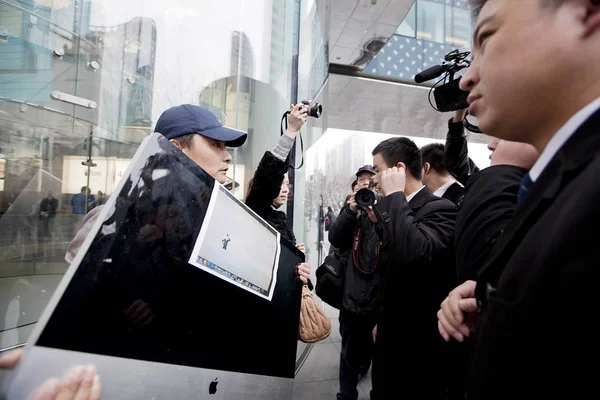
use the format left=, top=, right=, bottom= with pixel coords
left=366, top=0, right=473, bottom=82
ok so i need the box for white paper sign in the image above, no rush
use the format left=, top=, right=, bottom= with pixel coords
left=188, top=183, right=281, bottom=300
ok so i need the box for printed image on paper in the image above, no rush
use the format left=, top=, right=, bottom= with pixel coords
left=188, top=183, right=281, bottom=300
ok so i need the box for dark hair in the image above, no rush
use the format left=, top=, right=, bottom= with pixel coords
left=171, top=133, right=197, bottom=149
left=420, top=143, right=449, bottom=175
left=351, top=180, right=358, bottom=191
left=470, top=0, right=563, bottom=19
left=372, top=137, right=423, bottom=180
left=81, top=186, right=88, bottom=192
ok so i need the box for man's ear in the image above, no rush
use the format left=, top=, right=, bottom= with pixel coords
left=583, top=0, right=600, bottom=37
left=395, top=161, right=406, bottom=171
left=423, top=162, right=431, bottom=175
left=169, top=138, right=183, bottom=151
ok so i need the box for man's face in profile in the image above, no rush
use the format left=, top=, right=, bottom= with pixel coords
left=460, top=0, right=583, bottom=145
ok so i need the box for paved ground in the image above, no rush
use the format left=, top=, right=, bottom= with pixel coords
left=292, top=302, right=372, bottom=400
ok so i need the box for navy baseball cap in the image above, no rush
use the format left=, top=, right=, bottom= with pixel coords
left=356, top=165, right=376, bottom=176
left=155, top=104, right=247, bottom=148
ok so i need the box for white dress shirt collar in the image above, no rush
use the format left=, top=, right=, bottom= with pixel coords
left=433, top=180, right=458, bottom=198
left=529, top=96, right=600, bottom=182
left=406, top=185, right=426, bottom=203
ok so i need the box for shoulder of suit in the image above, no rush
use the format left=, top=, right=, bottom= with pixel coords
left=422, top=193, right=458, bottom=212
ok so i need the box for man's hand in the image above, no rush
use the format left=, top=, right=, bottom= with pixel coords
left=490, top=140, right=540, bottom=169
left=0, top=349, right=23, bottom=369
left=0, top=351, right=102, bottom=400
left=453, top=108, right=467, bottom=123
left=437, top=280, right=478, bottom=342
left=296, top=243, right=306, bottom=254
left=347, top=193, right=359, bottom=213
left=365, top=206, right=377, bottom=223
left=286, top=103, right=308, bottom=134
left=28, top=365, right=102, bottom=400
left=123, top=299, right=155, bottom=329
left=297, top=263, right=311, bottom=284
left=379, top=167, right=406, bottom=197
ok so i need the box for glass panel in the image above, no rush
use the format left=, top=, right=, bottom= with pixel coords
left=395, top=0, right=416, bottom=38
left=0, top=0, right=321, bottom=366
left=445, top=5, right=472, bottom=48
left=417, top=0, right=445, bottom=43
left=293, top=0, right=329, bottom=359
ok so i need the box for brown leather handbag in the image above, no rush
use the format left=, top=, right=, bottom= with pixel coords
left=299, top=284, right=331, bottom=343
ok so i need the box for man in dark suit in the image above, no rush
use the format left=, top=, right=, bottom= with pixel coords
left=437, top=0, right=600, bottom=399
left=421, top=142, right=465, bottom=205
left=39, top=190, right=58, bottom=239
left=369, top=137, right=457, bottom=399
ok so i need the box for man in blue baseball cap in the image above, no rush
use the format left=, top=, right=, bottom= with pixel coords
left=155, top=104, right=247, bottom=185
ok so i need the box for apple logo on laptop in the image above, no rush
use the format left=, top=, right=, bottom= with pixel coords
left=209, top=378, right=218, bottom=395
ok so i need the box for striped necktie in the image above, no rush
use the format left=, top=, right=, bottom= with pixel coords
left=517, top=173, right=533, bottom=203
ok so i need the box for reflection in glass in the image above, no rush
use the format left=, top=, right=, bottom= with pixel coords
left=395, top=1, right=416, bottom=38
left=0, top=0, right=323, bottom=369
left=417, top=0, right=445, bottom=43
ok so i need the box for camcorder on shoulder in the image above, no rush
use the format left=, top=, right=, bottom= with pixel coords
left=355, top=179, right=382, bottom=209
left=414, top=48, right=481, bottom=133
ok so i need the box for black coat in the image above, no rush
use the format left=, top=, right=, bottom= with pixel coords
left=468, top=108, right=600, bottom=400
left=371, top=187, right=457, bottom=397
left=441, top=181, right=465, bottom=206
left=245, top=151, right=296, bottom=244
left=327, top=207, right=390, bottom=316
left=245, top=151, right=313, bottom=291
left=455, top=165, right=526, bottom=282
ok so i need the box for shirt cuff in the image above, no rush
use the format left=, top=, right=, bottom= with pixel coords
left=272, top=134, right=295, bottom=161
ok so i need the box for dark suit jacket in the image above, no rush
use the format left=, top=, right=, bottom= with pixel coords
left=455, top=165, right=526, bottom=282
left=373, top=187, right=457, bottom=395
left=468, top=108, right=600, bottom=400
left=442, top=181, right=465, bottom=206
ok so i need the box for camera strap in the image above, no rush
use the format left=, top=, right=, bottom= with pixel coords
left=352, top=226, right=380, bottom=275
left=280, top=111, right=304, bottom=169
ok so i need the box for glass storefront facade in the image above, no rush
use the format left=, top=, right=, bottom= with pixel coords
left=366, top=0, right=473, bottom=82
left=0, top=0, right=330, bottom=361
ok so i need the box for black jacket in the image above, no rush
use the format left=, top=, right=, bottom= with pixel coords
left=441, top=181, right=465, bottom=206
left=371, top=188, right=457, bottom=396
left=245, top=151, right=313, bottom=291
left=468, top=107, right=600, bottom=400
left=245, top=151, right=296, bottom=244
left=40, top=197, right=58, bottom=218
left=455, top=165, right=526, bottom=282
left=445, top=118, right=480, bottom=186
left=328, top=206, right=390, bottom=316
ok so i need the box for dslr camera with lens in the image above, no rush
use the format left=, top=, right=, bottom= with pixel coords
left=355, top=179, right=382, bottom=209
left=301, top=99, right=322, bottom=118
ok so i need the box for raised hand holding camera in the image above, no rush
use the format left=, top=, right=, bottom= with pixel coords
left=380, top=166, right=406, bottom=197
left=287, top=103, right=308, bottom=134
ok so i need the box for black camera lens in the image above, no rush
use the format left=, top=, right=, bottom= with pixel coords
left=355, top=188, right=377, bottom=209
left=301, top=100, right=322, bottom=118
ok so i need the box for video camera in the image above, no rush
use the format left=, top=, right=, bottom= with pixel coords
left=414, top=48, right=482, bottom=133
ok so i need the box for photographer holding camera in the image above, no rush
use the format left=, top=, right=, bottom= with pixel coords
left=327, top=165, right=389, bottom=400
left=368, top=137, right=457, bottom=400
